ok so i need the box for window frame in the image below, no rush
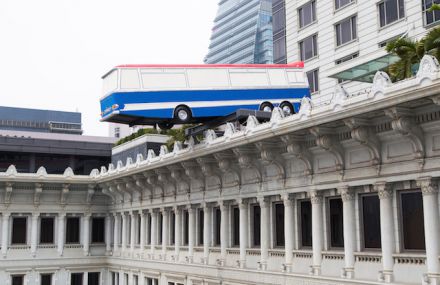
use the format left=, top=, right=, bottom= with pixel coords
left=335, top=15, right=357, bottom=47
left=359, top=193, right=382, bottom=251
left=298, top=199, right=312, bottom=249
left=377, top=0, right=405, bottom=28
left=422, top=0, right=440, bottom=26
left=65, top=216, right=81, bottom=244
left=334, top=0, right=355, bottom=11
left=327, top=197, right=344, bottom=250
left=11, top=216, right=28, bottom=245
left=299, top=34, right=318, bottom=61
left=306, top=69, right=319, bottom=93
left=39, top=216, right=55, bottom=244
left=91, top=217, right=105, bottom=244
left=298, top=0, right=317, bottom=29
left=398, top=189, right=426, bottom=252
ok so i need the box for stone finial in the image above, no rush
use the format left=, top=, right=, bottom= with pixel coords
left=108, top=163, right=115, bottom=172
left=6, top=165, right=17, bottom=176
left=205, top=129, right=217, bottom=142
left=416, top=55, right=440, bottom=83
left=185, top=136, right=195, bottom=149
left=126, top=157, right=133, bottom=166
left=371, top=71, right=392, bottom=97
left=89, top=169, right=99, bottom=177
left=37, top=166, right=48, bottom=177
left=136, top=153, right=144, bottom=164
left=159, top=145, right=169, bottom=156
left=224, top=122, right=236, bottom=138
left=63, top=167, right=74, bottom=178
left=270, top=107, right=285, bottom=123
left=246, top=115, right=259, bottom=131
left=100, top=166, right=107, bottom=175
left=298, top=96, right=313, bottom=118
left=332, top=84, right=349, bottom=110
left=116, top=160, right=124, bottom=170
left=173, top=141, right=183, bottom=153
left=147, top=149, right=156, bottom=161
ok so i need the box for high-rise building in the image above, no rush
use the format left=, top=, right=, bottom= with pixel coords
left=285, top=0, right=438, bottom=104
left=205, top=0, right=274, bottom=64
left=272, top=0, right=287, bottom=64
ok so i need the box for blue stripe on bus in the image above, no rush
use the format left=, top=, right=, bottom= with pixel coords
left=101, top=88, right=310, bottom=119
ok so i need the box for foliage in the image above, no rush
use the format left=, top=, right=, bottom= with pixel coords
left=424, top=27, right=440, bottom=60
left=428, top=3, right=440, bottom=12
left=114, top=125, right=197, bottom=150
left=385, top=37, right=425, bottom=81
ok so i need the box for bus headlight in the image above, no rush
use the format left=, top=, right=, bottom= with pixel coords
left=112, top=104, right=119, bottom=110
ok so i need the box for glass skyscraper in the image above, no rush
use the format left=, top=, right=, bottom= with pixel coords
left=205, top=0, right=274, bottom=64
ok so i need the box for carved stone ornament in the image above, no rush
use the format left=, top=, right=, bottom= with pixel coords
left=37, top=166, right=48, bottom=177
left=205, top=129, right=217, bottom=143
left=63, top=167, right=74, bottom=177
left=100, top=166, right=107, bottom=175
left=309, top=191, right=323, bottom=204
left=116, top=160, right=124, bottom=170
left=223, top=122, right=236, bottom=138
left=172, top=141, right=183, bottom=153
left=298, top=96, right=313, bottom=118
left=136, top=153, right=144, bottom=164
left=159, top=145, right=169, bottom=157
left=270, top=107, right=285, bottom=123
left=6, top=165, right=17, bottom=176
left=246, top=115, right=259, bottom=131
left=374, top=182, right=393, bottom=200
left=332, top=84, right=349, bottom=110
left=108, top=163, right=115, bottom=172
left=340, top=186, right=355, bottom=202
left=416, top=55, right=440, bottom=82
left=416, top=177, right=438, bottom=196
left=126, top=157, right=133, bottom=167
left=89, top=169, right=99, bottom=178
left=34, top=183, right=43, bottom=206
left=146, top=149, right=156, bottom=162
left=371, top=71, right=392, bottom=97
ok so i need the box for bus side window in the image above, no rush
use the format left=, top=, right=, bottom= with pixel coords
left=229, top=69, right=269, bottom=87
left=120, top=69, right=140, bottom=89
left=268, top=69, right=287, bottom=86
left=187, top=69, right=229, bottom=88
left=286, top=71, right=305, bottom=85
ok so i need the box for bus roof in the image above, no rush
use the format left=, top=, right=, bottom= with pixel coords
left=114, top=62, right=304, bottom=69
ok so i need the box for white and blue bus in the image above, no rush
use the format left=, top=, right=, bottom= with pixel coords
left=100, top=63, right=310, bottom=129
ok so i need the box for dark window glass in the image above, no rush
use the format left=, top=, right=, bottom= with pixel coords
left=273, top=5, right=286, bottom=34
left=40, top=217, right=54, bottom=244
left=147, top=215, right=152, bottom=245
left=330, top=198, right=344, bottom=248
left=214, top=207, right=221, bottom=246
left=335, top=16, right=357, bottom=46
left=199, top=210, right=204, bottom=245
left=66, top=217, right=80, bottom=244
left=423, top=0, right=440, bottom=25
left=91, top=217, right=105, bottom=243
left=275, top=203, right=285, bottom=246
left=71, top=273, right=83, bottom=285
left=170, top=212, right=175, bottom=245
left=401, top=192, right=425, bottom=250
left=274, top=35, right=287, bottom=64
left=137, top=215, right=141, bottom=244
left=12, top=217, right=27, bottom=244
left=335, top=0, right=354, bottom=10
left=0, top=151, right=30, bottom=173
left=362, top=195, right=381, bottom=249
left=307, top=69, right=319, bottom=93
left=41, top=274, right=52, bottom=285
left=133, top=275, right=138, bottom=285
left=298, top=1, right=316, bottom=28
left=253, top=205, right=261, bottom=247
left=12, top=275, right=24, bottom=285
left=158, top=213, right=163, bottom=244
left=233, top=207, right=240, bottom=246
left=88, top=272, right=100, bottom=285
left=299, top=35, right=317, bottom=61
left=111, top=272, right=117, bottom=285
left=183, top=211, right=189, bottom=246
left=300, top=201, right=312, bottom=247
left=378, top=0, right=405, bottom=27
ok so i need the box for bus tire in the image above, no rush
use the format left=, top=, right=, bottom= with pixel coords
left=174, top=105, right=192, bottom=123
left=260, top=102, right=274, bottom=112
left=280, top=101, right=295, bottom=116
left=158, top=122, right=174, bottom=130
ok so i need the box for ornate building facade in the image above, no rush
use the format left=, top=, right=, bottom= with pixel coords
left=1, top=56, right=440, bottom=285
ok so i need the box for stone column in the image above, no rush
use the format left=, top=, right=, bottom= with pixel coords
left=376, top=182, right=395, bottom=283
left=150, top=209, right=157, bottom=257
left=121, top=213, right=127, bottom=252
left=174, top=206, right=181, bottom=261
left=341, top=187, right=356, bottom=279
left=219, top=201, right=229, bottom=265
left=282, top=194, right=294, bottom=272
left=1, top=213, right=9, bottom=257
left=83, top=272, right=88, bottom=285
left=203, top=204, right=211, bottom=264
left=113, top=213, right=120, bottom=254
left=139, top=211, right=146, bottom=254
left=83, top=214, right=91, bottom=256
left=161, top=208, right=169, bottom=259
left=238, top=199, right=248, bottom=268
left=310, top=191, right=323, bottom=276
left=259, top=197, right=270, bottom=270
left=118, top=270, right=124, bottom=285
left=130, top=212, right=136, bottom=254
left=57, top=213, right=66, bottom=256
left=187, top=206, right=195, bottom=263
left=30, top=213, right=39, bottom=257
left=418, top=178, right=440, bottom=284
left=105, top=214, right=112, bottom=254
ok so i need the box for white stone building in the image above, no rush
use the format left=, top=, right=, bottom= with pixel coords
left=285, top=0, right=440, bottom=104
left=1, top=56, right=440, bottom=285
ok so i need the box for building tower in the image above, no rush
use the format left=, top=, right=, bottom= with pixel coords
left=205, top=0, right=274, bottom=64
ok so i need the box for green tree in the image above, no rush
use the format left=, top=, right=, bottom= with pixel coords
left=386, top=37, right=425, bottom=81
left=424, top=27, right=440, bottom=61
left=428, top=3, right=440, bottom=12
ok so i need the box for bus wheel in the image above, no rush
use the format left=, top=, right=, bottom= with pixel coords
left=280, top=102, right=295, bottom=116
left=175, top=106, right=192, bottom=123
left=158, top=122, right=174, bottom=130
left=260, top=102, right=274, bottom=112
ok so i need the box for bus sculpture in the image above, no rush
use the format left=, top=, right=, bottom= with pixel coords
left=100, top=63, right=310, bottom=129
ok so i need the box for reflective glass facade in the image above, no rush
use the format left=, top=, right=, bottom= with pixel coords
left=205, top=0, right=273, bottom=64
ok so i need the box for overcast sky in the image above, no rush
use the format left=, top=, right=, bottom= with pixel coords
left=0, top=0, right=218, bottom=136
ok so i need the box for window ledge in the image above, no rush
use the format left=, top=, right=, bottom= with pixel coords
left=334, top=0, right=356, bottom=14
left=304, top=55, right=319, bottom=63
left=378, top=17, right=407, bottom=32
left=335, top=38, right=358, bottom=51
left=298, top=21, right=317, bottom=33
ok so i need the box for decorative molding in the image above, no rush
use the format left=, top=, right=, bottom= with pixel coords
left=344, top=118, right=381, bottom=166
left=339, top=186, right=355, bottom=202
left=374, top=182, right=393, bottom=200
left=60, top=184, right=70, bottom=206
left=371, top=71, right=392, bottom=97
left=309, top=191, right=323, bottom=204
left=34, top=183, right=43, bottom=206
left=416, top=177, right=438, bottom=196
left=310, top=127, right=345, bottom=171
left=416, top=55, right=440, bottom=84
left=4, top=182, right=13, bottom=205
left=281, top=134, right=313, bottom=175
left=385, top=107, right=425, bottom=160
